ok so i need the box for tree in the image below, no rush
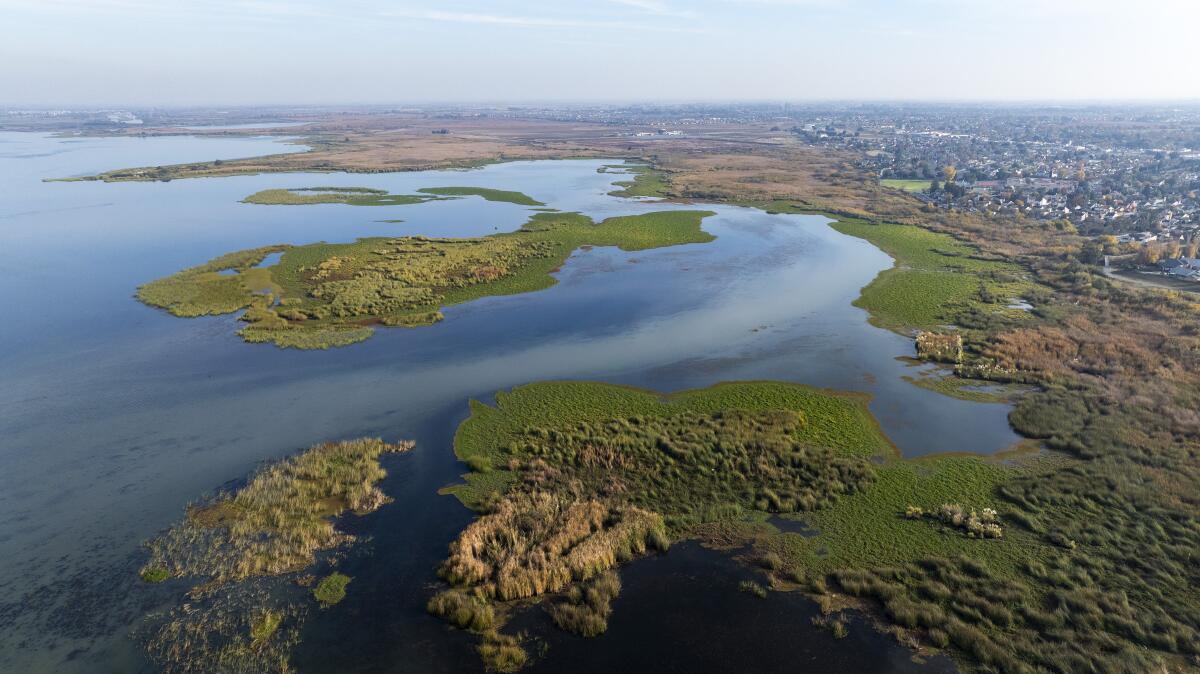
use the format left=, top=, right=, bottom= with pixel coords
left=943, top=165, right=957, bottom=183
left=1137, top=244, right=1162, bottom=266
left=928, top=179, right=941, bottom=193
left=1078, top=239, right=1104, bottom=265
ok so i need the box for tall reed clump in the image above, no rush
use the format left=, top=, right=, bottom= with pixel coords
left=436, top=491, right=666, bottom=602
left=546, top=571, right=622, bottom=636
left=141, top=438, right=414, bottom=586
left=429, top=491, right=667, bottom=668
left=915, top=331, right=963, bottom=363
left=506, top=409, right=874, bottom=527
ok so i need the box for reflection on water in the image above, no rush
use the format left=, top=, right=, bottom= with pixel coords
left=0, top=133, right=1004, bottom=672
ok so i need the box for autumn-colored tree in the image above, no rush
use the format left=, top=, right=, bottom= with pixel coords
left=943, top=165, right=957, bottom=183
left=1137, top=244, right=1162, bottom=266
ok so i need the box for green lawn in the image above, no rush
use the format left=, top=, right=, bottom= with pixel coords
left=881, top=178, right=932, bottom=193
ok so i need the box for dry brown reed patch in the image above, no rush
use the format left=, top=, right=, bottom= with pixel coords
left=916, top=332, right=963, bottom=363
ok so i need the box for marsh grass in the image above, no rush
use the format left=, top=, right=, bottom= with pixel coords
left=140, top=583, right=306, bottom=674
left=313, top=573, right=351, bottom=607
left=416, top=186, right=544, bottom=206
left=607, top=164, right=670, bottom=198
left=546, top=570, right=621, bottom=636
left=829, top=218, right=1036, bottom=332
left=142, top=209, right=715, bottom=348
left=138, top=438, right=411, bottom=673
left=478, top=632, right=527, bottom=673
left=434, top=380, right=894, bottom=670
left=242, top=187, right=435, bottom=206
left=137, top=245, right=289, bottom=317
left=739, top=580, right=769, bottom=598
left=142, top=438, right=413, bottom=586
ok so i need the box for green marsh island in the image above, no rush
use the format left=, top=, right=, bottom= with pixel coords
left=137, top=209, right=715, bottom=349
left=426, top=380, right=1116, bottom=672
left=242, top=185, right=545, bottom=206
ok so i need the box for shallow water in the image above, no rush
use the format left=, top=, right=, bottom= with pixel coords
left=0, top=132, right=1014, bottom=672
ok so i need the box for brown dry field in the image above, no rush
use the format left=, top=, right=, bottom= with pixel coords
left=79, top=114, right=882, bottom=212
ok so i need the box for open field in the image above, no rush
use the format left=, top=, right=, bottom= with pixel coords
left=880, top=179, right=931, bottom=193
left=139, top=209, right=715, bottom=348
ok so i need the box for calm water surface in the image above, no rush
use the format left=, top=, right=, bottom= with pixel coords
left=0, top=132, right=1010, bottom=672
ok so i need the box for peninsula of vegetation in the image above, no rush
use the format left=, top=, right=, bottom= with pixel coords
left=137, top=209, right=715, bottom=348
left=139, top=438, right=413, bottom=673
left=432, top=380, right=1045, bottom=671
left=242, top=185, right=545, bottom=207
left=434, top=378, right=1195, bottom=673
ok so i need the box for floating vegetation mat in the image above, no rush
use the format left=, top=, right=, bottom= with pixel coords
left=138, top=210, right=715, bottom=348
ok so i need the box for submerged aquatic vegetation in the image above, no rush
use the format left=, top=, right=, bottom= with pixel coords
left=139, top=209, right=715, bottom=348
left=140, top=582, right=307, bottom=674
left=436, top=380, right=1161, bottom=671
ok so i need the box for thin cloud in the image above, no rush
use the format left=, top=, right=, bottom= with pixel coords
left=382, top=8, right=708, bottom=33
left=606, top=0, right=696, bottom=18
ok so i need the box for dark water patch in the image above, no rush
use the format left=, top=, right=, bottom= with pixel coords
left=513, top=541, right=955, bottom=674
left=768, top=515, right=820, bottom=537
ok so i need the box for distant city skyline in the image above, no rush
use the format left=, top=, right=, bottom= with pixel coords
left=3, top=0, right=1198, bottom=106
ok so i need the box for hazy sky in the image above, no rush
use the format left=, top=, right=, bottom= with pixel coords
left=3, top=0, right=1198, bottom=106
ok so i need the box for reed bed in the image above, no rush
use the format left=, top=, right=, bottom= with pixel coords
left=138, top=438, right=412, bottom=673
left=141, top=438, right=413, bottom=586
